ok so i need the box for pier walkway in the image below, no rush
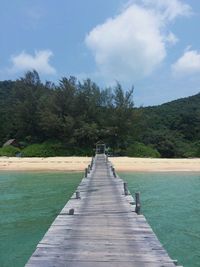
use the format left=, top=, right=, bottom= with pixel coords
left=26, top=154, right=181, bottom=267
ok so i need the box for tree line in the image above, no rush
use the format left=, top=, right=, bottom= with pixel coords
left=0, top=70, right=199, bottom=158
left=0, top=71, right=142, bottom=156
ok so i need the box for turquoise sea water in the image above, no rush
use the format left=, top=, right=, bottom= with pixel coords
left=0, top=171, right=199, bottom=267
left=121, top=172, right=200, bottom=267
left=0, top=172, right=82, bottom=267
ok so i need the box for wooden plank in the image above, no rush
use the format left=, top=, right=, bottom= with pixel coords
left=25, top=154, right=178, bottom=267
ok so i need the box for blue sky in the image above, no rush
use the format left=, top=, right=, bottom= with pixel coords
left=0, top=0, right=200, bottom=106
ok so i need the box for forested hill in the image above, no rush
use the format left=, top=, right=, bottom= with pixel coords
left=139, top=93, right=200, bottom=157
left=0, top=70, right=200, bottom=158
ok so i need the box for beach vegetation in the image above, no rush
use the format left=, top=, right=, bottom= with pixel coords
left=0, top=145, right=21, bottom=157
left=126, top=142, right=160, bottom=158
left=21, top=141, right=67, bottom=157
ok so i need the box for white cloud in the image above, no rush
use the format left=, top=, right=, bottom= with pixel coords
left=85, top=0, right=191, bottom=83
left=141, top=0, right=192, bottom=21
left=172, top=50, right=200, bottom=75
left=86, top=5, right=165, bottom=82
left=166, top=32, right=179, bottom=45
left=10, top=50, right=56, bottom=75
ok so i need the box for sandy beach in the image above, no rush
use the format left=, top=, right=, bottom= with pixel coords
left=0, top=156, right=200, bottom=172
left=110, top=157, right=200, bottom=172
left=0, top=157, right=91, bottom=172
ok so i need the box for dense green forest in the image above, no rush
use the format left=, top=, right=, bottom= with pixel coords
left=140, top=94, right=200, bottom=158
left=0, top=70, right=199, bottom=158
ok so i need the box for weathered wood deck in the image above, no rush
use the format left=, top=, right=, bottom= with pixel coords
left=26, top=154, right=181, bottom=267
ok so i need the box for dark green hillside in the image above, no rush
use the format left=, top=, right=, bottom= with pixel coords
left=139, top=93, right=200, bottom=157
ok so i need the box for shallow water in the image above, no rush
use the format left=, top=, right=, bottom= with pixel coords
left=0, top=172, right=82, bottom=267
left=1, top=171, right=200, bottom=267
left=121, top=172, right=200, bottom=267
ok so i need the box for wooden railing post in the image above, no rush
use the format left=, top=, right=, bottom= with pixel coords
left=88, top=165, right=91, bottom=174
left=124, top=182, right=128, bottom=196
left=91, top=157, right=94, bottom=169
left=69, top=208, right=74, bottom=215
left=110, top=166, right=116, bottom=178
left=85, top=168, right=88, bottom=178
left=76, top=191, right=80, bottom=199
left=113, top=167, right=116, bottom=178
left=135, top=192, right=141, bottom=215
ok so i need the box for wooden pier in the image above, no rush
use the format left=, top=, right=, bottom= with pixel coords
left=26, top=154, right=182, bottom=267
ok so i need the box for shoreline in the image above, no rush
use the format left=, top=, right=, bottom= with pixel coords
left=111, top=157, right=200, bottom=172
left=0, top=157, right=91, bottom=172
left=0, top=156, right=200, bottom=172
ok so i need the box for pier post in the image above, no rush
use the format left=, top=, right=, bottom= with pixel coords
left=88, top=165, right=91, bottom=173
left=76, top=191, right=80, bottom=199
left=69, top=208, right=74, bottom=215
left=91, top=157, right=94, bottom=169
left=85, top=168, right=88, bottom=178
left=124, top=182, right=128, bottom=196
left=113, top=167, right=116, bottom=178
left=135, top=192, right=141, bottom=214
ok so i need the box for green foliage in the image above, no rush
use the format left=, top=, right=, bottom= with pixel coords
left=71, top=147, right=94, bottom=156
left=0, top=146, right=21, bottom=157
left=183, top=141, right=200, bottom=158
left=22, top=142, right=66, bottom=157
left=21, top=141, right=94, bottom=157
left=195, top=142, right=200, bottom=157
left=126, top=142, right=160, bottom=158
left=0, top=70, right=200, bottom=158
left=0, top=71, right=137, bottom=153
left=139, top=93, right=200, bottom=158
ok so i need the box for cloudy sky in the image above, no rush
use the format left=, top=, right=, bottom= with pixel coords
left=0, top=0, right=200, bottom=106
